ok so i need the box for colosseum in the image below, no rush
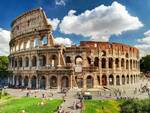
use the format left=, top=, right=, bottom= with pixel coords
left=8, top=8, right=140, bottom=90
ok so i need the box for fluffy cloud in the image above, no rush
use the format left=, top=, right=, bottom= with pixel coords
left=54, top=37, right=72, bottom=47
left=135, top=30, right=150, bottom=56
left=59, top=1, right=143, bottom=41
left=47, top=18, right=60, bottom=30
left=0, top=28, right=10, bottom=56
left=55, top=0, right=66, bottom=6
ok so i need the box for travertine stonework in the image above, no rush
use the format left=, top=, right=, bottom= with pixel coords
left=9, top=8, right=140, bottom=90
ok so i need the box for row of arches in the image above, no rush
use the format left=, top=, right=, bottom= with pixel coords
left=13, top=75, right=69, bottom=89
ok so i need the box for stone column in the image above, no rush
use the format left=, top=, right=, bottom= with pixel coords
left=106, top=58, right=109, bottom=69
left=83, top=75, right=86, bottom=89
left=46, top=76, right=50, bottom=89
left=120, top=75, right=122, bottom=85
left=94, top=75, right=97, bottom=88
left=16, top=77, right=19, bottom=86
left=114, top=75, right=116, bottom=86
left=70, top=75, right=73, bottom=89
left=107, top=75, right=109, bottom=86
left=22, top=78, right=24, bottom=86
left=57, top=75, right=61, bottom=92
left=119, top=58, right=121, bottom=70
left=12, top=75, right=15, bottom=85
left=37, top=55, right=40, bottom=69
left=36, top=77, right=39, bottom=89
left=113, top=58, right=115, bottom=70
left=57, top=52, right=61, bottom=67
left=28, top=78, right=31, bottom=88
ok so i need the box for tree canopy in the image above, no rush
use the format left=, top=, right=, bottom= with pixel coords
left=0, top=56, right=9, bottom=72
left=140, top=55, right=150, bottom=73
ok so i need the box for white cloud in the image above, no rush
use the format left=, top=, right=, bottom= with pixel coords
left=54, top=37, right=72, bottom=47
left=59, top=1, right=143, bottom=41
left=55, top=0, right=66, bottom=6
left=47, top=18, right=60, bottom=30
left=135, top=30, right=150, bottom=56
left=0, top=28, right=10, bottom=56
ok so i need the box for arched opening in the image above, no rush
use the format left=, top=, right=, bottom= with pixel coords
left=31, top=76, right=36, bottom=89
left=40, top=55, right=46, bottom=66
left=122, top=75, right=125, bottom=85
left=75, top=76, right=83, bottom=88
left=61, top=76, right=69, bottom=88
left=50, top=76, right=57, bottom=88
left=126, top=53, right=129, bottom=58
left=86, top=76, right=94, bottom=88
left=127, top=75, right=129, bottom=84
left=102, top=50, right=106, bottom=56
left=25, top=57, right=29, bottom=67
left=115, top=58, right=119, bottom=68
left=109, top=74, right=114, bottom=85
left=131, top=75, right=133, bottom=84
left=42, top=36, right=48, bottom=45
left=14, top=76, right=17, bottom=86
left=65, top=56, right=71, bottom=63
left=130, top=60, right=132, bottom=70
left=94, top=57, right=99, bottom=67
left=134, top=75, right=136, bottom=83
left=75, top=56, right=83, bottom=65
left=126, top=60, right=129, bottom=69
left=116, top=75, right=120, bottom=85
left=32, top=56, right=37, bottom=67
left=97, top=76, right=100, bottom=86
left=87, top=57, right=91, bottom=66
left=102, top=58, right=106, bottom=68
left=50, top=55, right=58, bottom=67
left=18, top=76, right=22, bottom=86
left=18, top=57, right=22, bottom=67
left=34, top=36, right=38, bottom=47
left=15, top=58, right=17, bottom=67
left=121, top=59, right=124, bottom=68
left=24, top=76, right=29, bottom=87
left=102, top=75, right=107, bottom=86
left=109, top=58, right=113, bottom=68
left=40, top=76, right=46, bottom=89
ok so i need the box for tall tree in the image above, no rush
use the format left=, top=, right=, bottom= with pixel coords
left=0, top=56, right=9, bottom=71
left=140, top=55, right=150, bottom=73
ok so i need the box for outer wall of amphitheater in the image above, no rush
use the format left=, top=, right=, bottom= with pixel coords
left=8, top=8, right=140, bottom=90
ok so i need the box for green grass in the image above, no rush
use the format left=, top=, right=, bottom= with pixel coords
left=0, top=97, right=62, bottom=113
left=83, top=100, right=121, bottom=113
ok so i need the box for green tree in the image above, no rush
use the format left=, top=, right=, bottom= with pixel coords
left=140, top=55, right=150, bottom=73
left=0, top=56, right=9, bottom=72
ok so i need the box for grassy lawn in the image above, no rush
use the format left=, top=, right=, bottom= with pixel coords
left=0, top=96, right=62, bottom=113
left=83, top=100, right=121, bottom=113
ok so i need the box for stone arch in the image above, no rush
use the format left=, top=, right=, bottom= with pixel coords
left=94, top=57, right=99, bottom=67
left=126, top=60, right=129, bottom=69
left=126, top=53, right=129, bottom=58
left=116, top=75, right=120, bottom=85
left=121, top=59, right=125, bottom=68
left=18, top=75, right=22, bottom=86
left=102, top=75, right=107, bottom=86
left=31, top=76, right=36, bottom=89
left=25, top=57, right=29, bottom=67
left=122, top=75, right=125, bottom=85
left=87, top=57, right=91, bottom=66
left=40, top=76, right=46, bottom=89
left=50, top=76, right=57, bottom=88
left=39, top=55, right=46, bottom=66
left=97, top=76, right=100, bottom=86
left=109, top=58, right=113, bottom=68
left=65, top=56, right=72, bottom=63
left=130, top=60, right=132, bottom=70
left=102, top=50, right=106, bottom=56
left=102, top=58, right=106, bottom=68
left=109, top=74, right=114, bottom=85
left=86, top=75, right=94, bottom=88
left=127, top=75, right=129, bottom=84
left=115, top=58, right=119, bottom=68
left=61, top=76, right=69, bottom=88
left=18, top=57, right=22, bottom=67
left=32, top=56, right=37, bottom=67
left=50, top=55, right=58, bottom=67
left=24, top=76, right=29, bottom=87
left=131, top=75, right=133, bottom=84
left=75, top=55, right=83, bottom=65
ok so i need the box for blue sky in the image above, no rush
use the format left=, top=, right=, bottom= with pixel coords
left=0, top=0, right=150, bottom=56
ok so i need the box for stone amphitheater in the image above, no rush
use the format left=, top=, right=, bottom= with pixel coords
left=8, top=8, right=140, bottom=91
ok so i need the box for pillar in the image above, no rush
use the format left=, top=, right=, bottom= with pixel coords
left=57, top=75, right=61, bottom=92
left=57, top=52, right=61, bottom=67
left=28, top=78, right=31, bottom=88
left=22, top=78, right=24, bottom=86
left=46, top=76, right=50, bottom=89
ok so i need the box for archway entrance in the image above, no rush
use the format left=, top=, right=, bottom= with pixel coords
left=31, top=76, right=36, bottom=89
left=116, top=75, right=120, bottom=85
left=102, top=75, right=107, bottom=86
left=86, top=76, right=94, bottom=88
left=109, top=75, right=114, bottom=85
left=24, top=76, right=28, bottom=87
left=50, top=76, right=57, bottom=88
left=61, top=76, right=69, bottom=88
left=40, top=76, right=46, bottom=89
left=18, top=76, right=22, bottom=86
left=122, top=75, right=125, bottom=85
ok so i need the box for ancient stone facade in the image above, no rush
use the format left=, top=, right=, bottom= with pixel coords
left=8, top=8, right=140, bottom=90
